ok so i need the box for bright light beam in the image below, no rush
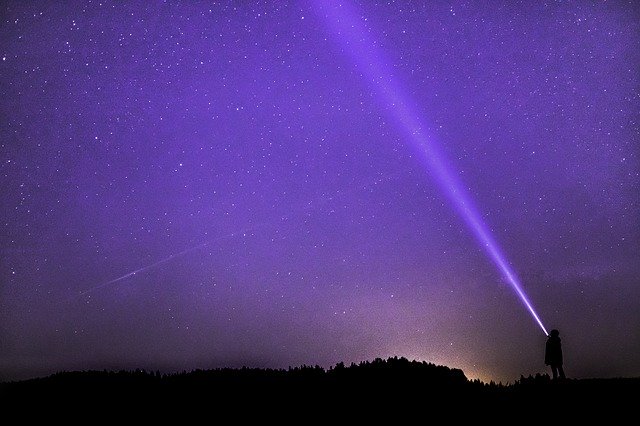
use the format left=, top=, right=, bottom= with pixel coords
left=314, top=0, right=548, bottom=335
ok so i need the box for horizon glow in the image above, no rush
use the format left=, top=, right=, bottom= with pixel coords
left=315, top=0, right=549, bottom=335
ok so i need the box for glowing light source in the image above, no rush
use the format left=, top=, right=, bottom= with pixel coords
left=314, top=0, right=548, bottom=335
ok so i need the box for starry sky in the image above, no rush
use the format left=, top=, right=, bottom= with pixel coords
left=1, top=1, right=639, bottom=383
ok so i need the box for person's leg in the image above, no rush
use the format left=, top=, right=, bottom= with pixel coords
left=558, top=365, right=565, bottom=379
left=551, top=365, right=558, bottom=380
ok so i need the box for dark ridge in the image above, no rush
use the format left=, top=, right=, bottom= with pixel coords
left=2, top=356, right=638, bottom=418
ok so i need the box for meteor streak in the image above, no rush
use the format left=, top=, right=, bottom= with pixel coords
left=315, top=0, right=548, bottom=335
left=78, top=242, right=208, bottom=296
left=77, top=227, right=263, bottom=296
left=78, top=173, right=399, bottom=298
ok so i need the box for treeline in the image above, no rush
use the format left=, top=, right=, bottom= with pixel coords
left=3, top=356, right=472, bottom=395
left=2, top=356, right=638, bottom=416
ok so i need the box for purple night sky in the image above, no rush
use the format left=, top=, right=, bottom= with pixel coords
left=1, top=1, right=638, bottom=383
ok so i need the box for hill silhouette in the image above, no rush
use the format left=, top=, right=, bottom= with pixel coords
left=2, top=357, right=638, bottom=419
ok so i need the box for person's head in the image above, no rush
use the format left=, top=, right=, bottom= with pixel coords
left=550, top=329, right=560, bottom=337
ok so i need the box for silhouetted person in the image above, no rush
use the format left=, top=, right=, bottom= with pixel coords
left=545, top=329, right=565, bottom=380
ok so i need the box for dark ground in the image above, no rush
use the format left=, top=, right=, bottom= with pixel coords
left=1, top=357, right=637, bottom=420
